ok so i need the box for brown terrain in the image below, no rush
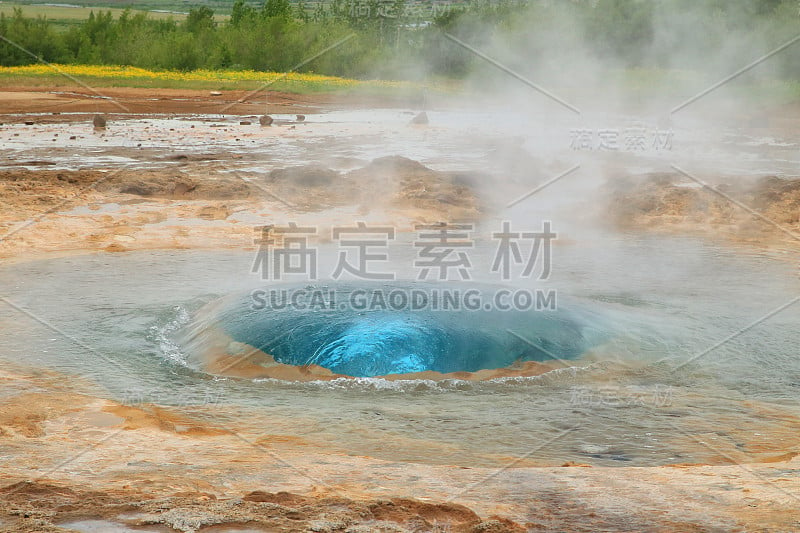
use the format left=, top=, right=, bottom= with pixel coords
left=1, top=87, right=800, bottom=532
left=1, top=363, right=800, bottom=532
left=606, top=171, right=800, bottom=250
left=0, top=86, right=359, bottom=116
left=0, top=155, right=482, bottom=260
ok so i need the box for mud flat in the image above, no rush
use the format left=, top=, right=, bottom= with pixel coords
left=2, top=89, right=800, bottom=532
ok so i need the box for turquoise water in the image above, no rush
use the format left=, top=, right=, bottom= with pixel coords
left=190, top=282, right=611, bottom=377
left=1, top=235, right=799, bottom=467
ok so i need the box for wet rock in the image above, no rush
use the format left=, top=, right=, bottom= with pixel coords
left=104, top=243, right=128, bottom=253
left=345, top=156, right=481, bottom=219
left=92, top=115, right=106, bottom=128
left=350, top=155, right=432, bottom=178
left=259, top=115, right=273, bottom=126
left=472, top=518, right=528, bottom=532
left=451, top=171, right=486, bottom=188
left=87, top=170, right=252, bottom=200
left=19, top=160, right=56, bottom=167
left=268, top=164, right=339, bottom=187
left=162, top=153, right=223, bottom=162
left=196, top=205, right=230, bottom=220
left=605, top=172, right=800, bottom=237
left=172, top=181, right=197, bottom=196
left=410, top=111, right=428, bottom=125
left=243, top=490, right=309, bottom=506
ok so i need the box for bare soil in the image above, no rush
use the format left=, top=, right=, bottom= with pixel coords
left=0, top=86, right=408, bottom=117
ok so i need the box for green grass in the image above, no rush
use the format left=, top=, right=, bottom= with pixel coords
left=0, top=2, right=229, bottom=25
left=4, top=0, right=238, bottom=15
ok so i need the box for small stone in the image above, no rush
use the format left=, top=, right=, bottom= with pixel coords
left=239, top=121, right=252, bottom=125
left=259, top=115, right=273, bottom=126
left=296, top=114, right=306, bottom=122
left=93, top=115, right=107, bottom=128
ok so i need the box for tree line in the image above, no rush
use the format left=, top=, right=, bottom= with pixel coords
left=0, top=0, right=797, bottom=80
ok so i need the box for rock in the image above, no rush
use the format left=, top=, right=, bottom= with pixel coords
left=24, top=121, right=34, bottom=126
left=296, top=114, right=306, bottom=122
left=346, top=156, right=481, bottom=219
left=104, top=243, right=127, bottom=253
left=259, top=115, right=273, bottom=126
left=410, top=112, right=428, bottom=125
left=268, top=164, right=339, bottom=187
left=209, top=91, right=223, bottom=96
left=197, top=205, right=230, bottom=220
left=92, top=115, right=107, bottom=128
left=239, top=121, right=252, bottom=126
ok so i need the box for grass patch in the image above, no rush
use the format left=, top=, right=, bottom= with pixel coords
left=0, top=3, right=228, bottom=23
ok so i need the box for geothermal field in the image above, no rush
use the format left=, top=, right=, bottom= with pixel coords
left=1, top=4, right=800, bottom=531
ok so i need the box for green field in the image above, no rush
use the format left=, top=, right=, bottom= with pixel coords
left=0, top=2, right=229, bottom=26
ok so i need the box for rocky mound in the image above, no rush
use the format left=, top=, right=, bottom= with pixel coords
left=0, top=168, right=255, bottom=209
left=263, top=156, right=482, bottom=219
left=0, top=481, right=527, bottom=533
left=349, top=156, right=482, bottom=220
left=606, top=172, right=800, bottom=244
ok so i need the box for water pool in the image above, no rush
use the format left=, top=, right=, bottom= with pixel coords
left=2, top=232, right=798, bottom=468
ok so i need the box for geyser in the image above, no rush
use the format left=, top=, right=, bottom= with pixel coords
left=184, top=282, right=611, bottom=378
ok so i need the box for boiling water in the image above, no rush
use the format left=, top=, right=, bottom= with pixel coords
left=184, top=281, right=612, bottom=377
left=2, top=234, right=798, bottom=467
